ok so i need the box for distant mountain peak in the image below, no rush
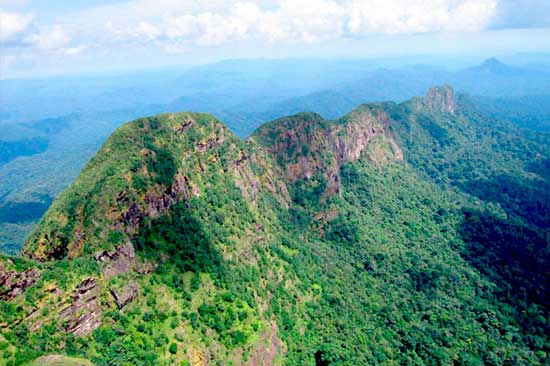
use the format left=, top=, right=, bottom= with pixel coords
left=474, top=57, right=518, bottom=75
left=424, top=85, right=457, bottom=114
left=482, top=57, right=505, bottom=68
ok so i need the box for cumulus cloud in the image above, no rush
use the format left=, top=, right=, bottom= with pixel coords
left=9, top=0, right=539, bottom=62
left=347, top=0, right=497, bottom=35
left=1, top=9, right=80, bottom=55
left=0, top=10, right=33, bottom=42
left=63, top=44, right=87, bottom=55
left=1, top=0, right=502, bottom=60
left=0, top=0, right=29, bottom=7
left=79, top=0, right=498, bottom=50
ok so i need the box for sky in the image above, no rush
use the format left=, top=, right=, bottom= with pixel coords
left=1, top=0, right=550, bottom=78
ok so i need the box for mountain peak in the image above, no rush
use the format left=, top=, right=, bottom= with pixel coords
left=424, top=85, right=457, bottom=114
left=474, top=57, right=518, bottom=75
left=482, top=57, right=505, bottom=68
left=252, top=106, right=403, bottom=201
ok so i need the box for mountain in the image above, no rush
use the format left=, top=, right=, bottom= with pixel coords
left=1, top=86, right=549, bottom=366
left=233, top=58, right=550, bottom=130
left=474, top=94, right=550, bottom=132
left=0, top=58, right=383, bottom=256
left=3, top=58, right=550, bottom=257
left=465, top=57, right=522, bottom=75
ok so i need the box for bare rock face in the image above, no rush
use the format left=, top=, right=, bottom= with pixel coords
left=255, top=109, right=403, bottom=203
left=233, top=152, right=260, bottom=203
left=172, top=173, right=196, bottom=200
left=0, top=262, right=40, bottom=301
left=120, top=201, right=143, bottom=234
left=29, top=355, right=94, bottom=366
left=96, top=241, right=156, bottom=279
left=96, top=241, right=136, bottom=279
left=176, top=118, right=195, bottom=133
left=332, top=108, right=403, bottom=164
left=59, top=278, right=101, bottom=337
left=144, top=173, right=196, bottom=218
left=196, top=128, right=226, bottom=152
left=145, top=189, right=171, bottom=219
left=110, top=283, right=139, bottom=310
left=425, top=85, right=457, bottom=114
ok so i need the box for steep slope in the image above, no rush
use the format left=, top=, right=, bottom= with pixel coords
left=386, top=86, right=550, bottom=358
left=4, top=112, right=297, bottom=366
left=1, top=87, right=549, bottom=366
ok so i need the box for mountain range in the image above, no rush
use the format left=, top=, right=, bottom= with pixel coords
left=2, top=57, right=550, bottom=256
left=1, top=86, right=549, bottom=366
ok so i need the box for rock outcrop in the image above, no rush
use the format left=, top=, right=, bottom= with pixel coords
left=96, top=241, right=155, bottom=279
left=59, top=278, right=101, bottom=337
left=29, top=355, right=94, bottom=366
left=250, top=321, right=285, bottom=366
left=424, top=85, right=457, bottom=114
left=0, top=262, right=40, bottom=300
left=252, top=107, right=403, bottom=201
left=96, top=241, right=136, bottom=279
left=110, top=283, right=139, bottom=310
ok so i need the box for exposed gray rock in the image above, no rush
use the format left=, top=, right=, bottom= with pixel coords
left=176, top=119, right=194, bottom=133
left=233, top=152, right=260, bottom=203
left=250, top=321, right=285, bottom=366
left=96, top=241, right=136, bottom=279
left=0, top=262, right=40, bottom=301
left=29, top=355, right=93, bottom=366
left=59, top=278, right=101, bottom=337
left=96, top=241, right=157, bottom=279
left=110, top=283, right=139, bottom=310
left=121, top=201, right=143, bottom=233
left=196, top=128, right=226, bottom=152
left=425, top=85, right=457, bottom=114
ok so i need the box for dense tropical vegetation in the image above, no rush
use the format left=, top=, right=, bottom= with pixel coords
left=0, top=86, right=549, bottom=365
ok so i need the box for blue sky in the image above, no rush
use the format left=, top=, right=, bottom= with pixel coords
left=1, top=0, right=550, bottom=78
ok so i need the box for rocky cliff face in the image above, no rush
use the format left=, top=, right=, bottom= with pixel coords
left=7, top=86, right=458, bottom=261
left=0, top=260, right=40, bottom=301
left=252, top=105, right=403, bottom=201
left=423, top=85, right=457, bottom=114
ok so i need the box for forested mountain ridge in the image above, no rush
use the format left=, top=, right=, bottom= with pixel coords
left=1, top=86, right=549, bottom=366
left=3, top=57, right=550, bottom=256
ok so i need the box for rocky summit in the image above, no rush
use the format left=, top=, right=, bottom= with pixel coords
left=1, top=86, right=549, bottom=366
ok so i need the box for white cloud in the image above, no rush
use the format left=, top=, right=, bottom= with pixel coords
left=25, top=25, right=71, bottom=50
left=347, top=0, right=497, bottom=35
left=63, top=44, right=87, bottom=55
left=91, top=0, right=498, bottom=49
left=135, top=21, right=162, bottom=40
left=160, top=41, right=190, bottom=54
left=0, top=0, right=29, bottom=7
left=1, top=0, right=500, bottom=56
left=0, top=10, right=33, bottom=42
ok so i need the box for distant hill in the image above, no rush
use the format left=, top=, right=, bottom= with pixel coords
left=240, top=58, right=550, bottom=126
